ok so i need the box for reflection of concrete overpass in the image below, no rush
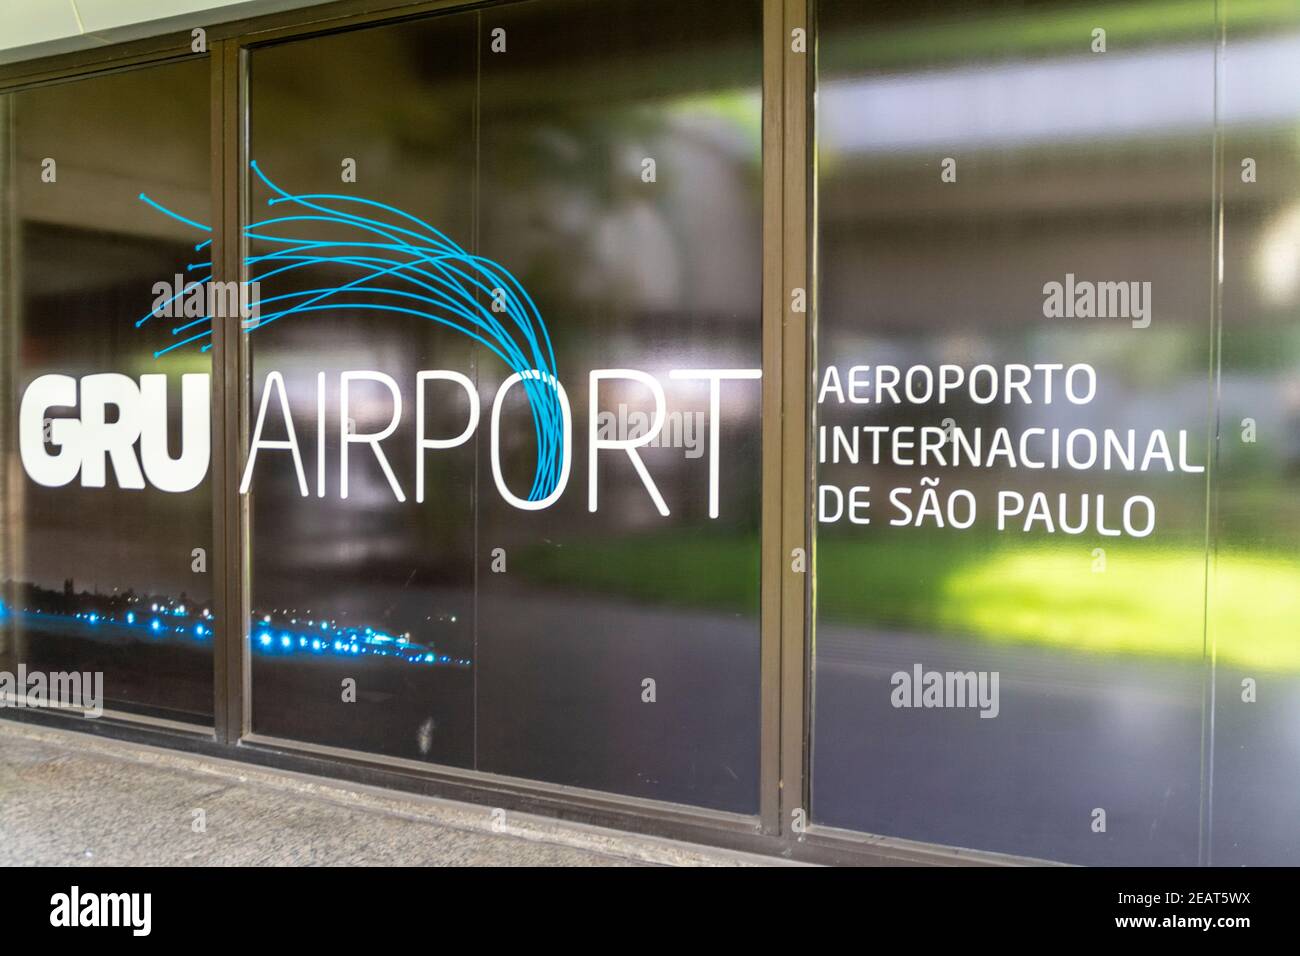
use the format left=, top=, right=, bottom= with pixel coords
left=818, top=28, right=1300, bottom=336
left=821, top=37, right=1300, bottom=156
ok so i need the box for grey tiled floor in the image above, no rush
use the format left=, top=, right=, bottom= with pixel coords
left=0, top=721, right=777, bottom=866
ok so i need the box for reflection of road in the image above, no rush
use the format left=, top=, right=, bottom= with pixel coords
left=14, top=577, right=1295, bottom=863
left=475, top=586, right=761, bottom=815
left=2, top=616, right=212, bottom=723
left=813, top=623, right=1300, bottom=865
left=248, top=583, right=761, bottom=815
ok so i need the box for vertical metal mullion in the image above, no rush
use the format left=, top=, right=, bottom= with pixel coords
left=1198, top=0, right=1228, bottom=868
left=758, top=0, right=786, bottom=836
left=471, top=11, right=481, bottom=771
left=209, top=42, right=229, bottom=741
left=778, top=0, right=811, bottom=839
left=211, top=38, right=249, bottom=745
left=0, top=93, right=23, bottom=666
left=228, top=40, right=251, bottom=745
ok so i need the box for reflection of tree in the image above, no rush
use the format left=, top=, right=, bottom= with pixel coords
left=482, top=107, right=680, bottom=334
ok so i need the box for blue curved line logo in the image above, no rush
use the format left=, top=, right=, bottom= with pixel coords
left=138, top=162, right=565, bottom=502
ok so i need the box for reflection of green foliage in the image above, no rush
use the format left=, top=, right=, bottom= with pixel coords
left=823, top=0, right=1297, bottom=72
left=487, top=107, right=669, bottom=193
left=129, top=352, right=210, bottom=377
left=1221, top=317, right=1300, bottom=371
left=520, top=532, right=759, bottom=615
left=521, top=528, right=1300, bottom=671
left=669, top=91, right=762, bottom=157
left=1222, top=440, right=1296, bottom=479
left=1217, top=480, right=1300, bottom=539
left=1032, top=326, right=1209, bottom=389
left=936, top=545, right=1300, bottom=671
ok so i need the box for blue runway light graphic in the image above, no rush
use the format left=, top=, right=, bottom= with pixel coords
left=0, top=588, right=469, bottom=669
left=139, top=163, right=565, bottom=502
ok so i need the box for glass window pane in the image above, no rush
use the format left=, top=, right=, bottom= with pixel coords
left=243, top=0, right=764, bottom=812
left=1210, top=0, right=1300, bottom=866
left=812, top=0, right=1216, bottom=863
left=0, top=60, right=213, bottom=723
left=246, top=12, right=480, bottom=766
left=474, top=0, right=763, bottom=810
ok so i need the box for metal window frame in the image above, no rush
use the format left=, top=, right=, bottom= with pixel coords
left=0, top=0, right=1033, bottom=867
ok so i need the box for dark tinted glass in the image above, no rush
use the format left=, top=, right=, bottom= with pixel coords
left=0, top=60, right=213, bottom=723
left=246, top=12, right=480, bottom=769
left=813, top=0, right=1216, bottom=863
left=474, top=0, right=763, bottom=809
left=244, top=0, right=763, bottom=811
